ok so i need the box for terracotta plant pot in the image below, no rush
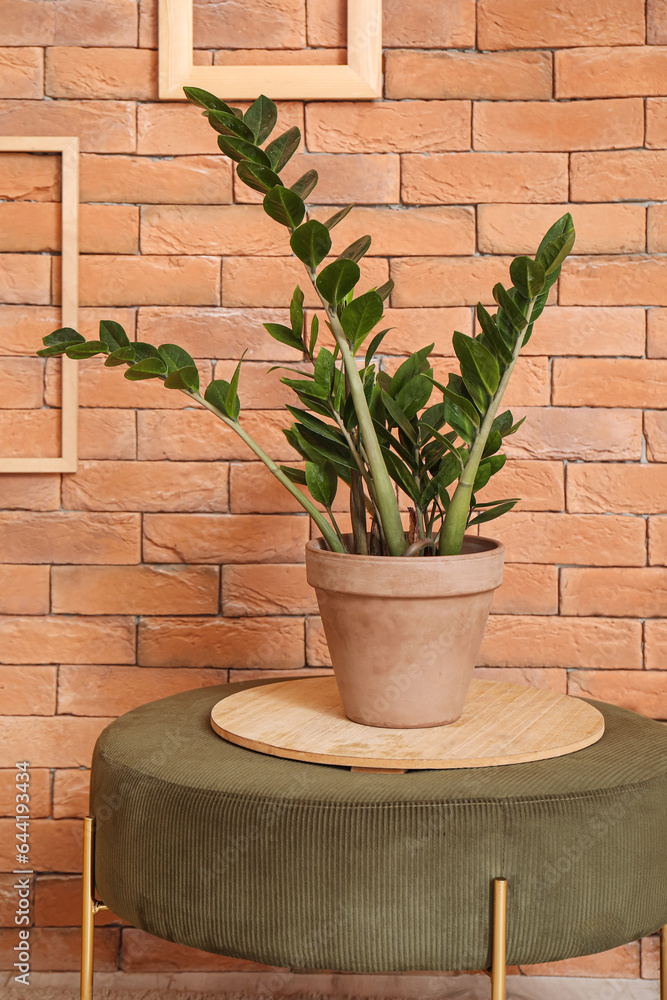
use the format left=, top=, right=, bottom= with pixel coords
left=305, top=534, right=505, bottom=729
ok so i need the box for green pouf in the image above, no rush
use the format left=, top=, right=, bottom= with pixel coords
left=90, top=681, right=667, bottom=973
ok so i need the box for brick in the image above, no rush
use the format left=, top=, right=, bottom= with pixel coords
left=0, top=511, right=140, bottom=564
left=383, top=0, right=475, bottom=47
left=560, top=256, right=667, bottom=307
left=46, top=47, right=157, bottom=100
left=213, top=359, right=314, bottom=410
left=648, top=309, right=667, bottom=357
left=305, top=616, right=329, bottom=666
left=569, top=670, right=667, bottom=719
left=141, top=204, right=287, bottom=256
left=491, top=564, right=558, bottom=615
left=223, top=256, right=388, bottom=308
left=230, top=463, right=306, bottom=514
left=306, top=102, right=471, bottom=154
left=57, top=665, right=230, bottom=717
left=138, top=616, right=304, bottom=669
left=0, top=47, right=43, bottom=99
left=0, top=202, right=138, bottom=254
left=385, top=50, right=551, bottom=101
left=223, top=564, right=316, bottom=616
left=0, top=475, right=60, bottom=511
left=0, top=566, right=50, bottom=615
left=503, top=408, right=642, bottom=462
left=0, top=616, right=134, bottom=666
left=52, top=769, right=89, bottom=819
left=648, top=0, right=667, bottom=43
left=647, top=411, right=667, bottom=464
left=0, top=666, right=56, bottom=715
left=646, top=621, right=667, bottom=669
left=0, top=411, right=58, bottom=459
left=34, top=874, right=119, bottom=926
left=391, top=256, right=513, bottom=308
left=568, top=464, right=667, bottom=514
left=46, top=356, right=213, bottom=410
left=79, top=408, right=136, bottom=462
left=0, top=718, right=114, bottom=769
left=416, top=355, right=549, bottom=407
left=648, top=204, right=667, bottom=252
left=554, top=359, right=667, bottom=407
left=0, top=768, right=50, bottom=817
left=556, top=47, right=667, bottom=99
left=479, top=616, right=642, bottom=670
left=0, top=152, right=59, bottom=202
left=647, top=98, right=667, bottom=147
left=235, top=153, right=400, bottom=206
left=52, top=565, right=220, bottom=616
left=62, top=461, right=229, bottom=513
left=490, top=513, right=646, bottom=566
left=305, top=0, right=345, bottom=44
left=0, top=358, right=43, bottom=407
left=402, top=153, right=567, bottom=205
left=649, top=517, right=667, bottom=565
left=562, top=567, right=667, bottom=617
left=143, top=513, right=308, bottom=564
left=0, top=253, right=50, bottom=305
left=138, top=101, right=303, bottom=156
left=122, top=927, right=277, bottom=973
left=319, top=206, right=475, bottom=258
left=523, top=305, right=645, bottom=357
left=641, top=935, right=661, bottom=979
left=571, top=150, right=667, bottom=201
left=0, top=99, right=135, bottom=154
left=3, top=0, right=137, bottom=45
left=372, top=308, right=472, bottom=356
left=0, top=306, right=136, bottom=357
left=474, top=99, right=643, bottom=152
left=473, top=667, right=567, bottom=692
left=77, top=254, right=220, bottom=308
left=137, top=409, right=295, bottom=462
left=0, top=926, right=120, bottom=970
left=477, top=0, right=645, bottom=48
left=521, top=943, right=639, bottom=978
left=478, top=203, right=645, bottom=256
left=0, top=873, right=34, bottom=927
left=137, top=307, right=293, bottom=361
left=477, top=461, right=565, bottom=513
left=194, top=0, right=304, bottom=47
left=81, top=153, right=233, bottom=206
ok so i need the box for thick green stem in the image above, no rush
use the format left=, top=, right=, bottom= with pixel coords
left=350, top=470, right=368, bottom=555
left=188, top=390, right=346, bottom=554
left=438, top=302, right=535, bottom=556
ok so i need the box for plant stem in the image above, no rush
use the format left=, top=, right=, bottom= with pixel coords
left=188, top=389, right=346, bottom=554
left=350, top=470, right=368, bottom=555
left=438, top=302, right=535, bottom=556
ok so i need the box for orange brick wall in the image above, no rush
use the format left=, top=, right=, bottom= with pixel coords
left=0, top=0, right=664, bottom=986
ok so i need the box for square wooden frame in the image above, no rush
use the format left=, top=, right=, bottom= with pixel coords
left=0, top=136, right=79, bottom=473
left=159, top=0, right=382, bottom=100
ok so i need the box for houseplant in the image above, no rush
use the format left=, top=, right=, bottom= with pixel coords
left=36, top=91, right=575, bottom=728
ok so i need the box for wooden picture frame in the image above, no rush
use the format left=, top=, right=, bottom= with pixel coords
left=159, top=0, right=382, bottom=100
left=0, top=136, right=79, bottom=473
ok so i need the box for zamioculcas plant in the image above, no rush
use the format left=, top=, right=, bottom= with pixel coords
left=38, top=91, right=575, bottom=559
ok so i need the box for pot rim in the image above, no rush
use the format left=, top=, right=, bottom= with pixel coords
left=306, top=533, right=504, bottom=564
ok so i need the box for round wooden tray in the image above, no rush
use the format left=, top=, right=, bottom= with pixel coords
left=210, top=677, right=605, bottom=772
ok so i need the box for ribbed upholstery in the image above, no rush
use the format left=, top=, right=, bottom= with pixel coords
left=90, top=681, right=667, bottom=972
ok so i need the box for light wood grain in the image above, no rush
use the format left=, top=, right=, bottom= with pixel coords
left=159, top=0, right=383, bottom=100
left=211, top=678, right=605, bottom=771
left=0, top=137, right=78, bottom=474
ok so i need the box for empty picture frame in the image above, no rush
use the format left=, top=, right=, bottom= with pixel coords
left=0, top=136, right=79, bottom=473
left=159, top=0, right=382, bottom=100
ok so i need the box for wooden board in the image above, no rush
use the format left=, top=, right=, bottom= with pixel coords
left=211, top=678, right=605, bottom=771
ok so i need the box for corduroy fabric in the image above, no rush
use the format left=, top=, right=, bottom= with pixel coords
left=90, top=681, right=667, bottom=973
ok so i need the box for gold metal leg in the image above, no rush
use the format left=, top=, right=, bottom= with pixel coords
left=661, top=925, right=666, bottom=1000
left=491, top=877, right=507, bottom=1000
left=81, top=817, right=107, bottom=1000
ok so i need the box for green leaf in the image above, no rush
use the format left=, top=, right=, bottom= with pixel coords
left=381, top=447, right=421, bottom=503
left=65, top=340, right=108, bottom=359
left=381, top=390, right=417, bottom=443
left=395, top=373, right=433, bottom=420
left=280, top=465, right=307, bottom=486
left=389, top=344, right=434, bottom=398
left=338, top=235, right=371, bottom=263
left=131, top=342, right=161, bottom=363
left=99, top=319, right=130, bottom=351
left=205, top=377, right=239, bottom=420
left=493, top=283, right=529, bottom=333
left=308, top=314, right=319, bottom=357
left=290, top=285, right=304, bottom=338
left=265, top=127, right=301, bottom=172
left=290, top=220, right=332, bottom=268
left=290, top=170, right=318, bottom=200
left=286, top=406, right=342, bottom=446
left=468, top=498, right=518, bottom=527
left=453, top=330, right=500, bottom=404
left=243, top=95, right=278, bottom=144
left=536, top=213, right=575, bottom=260
left=305, top=460, right=338, bottom=508
left=316, top=259, right=360, bottom=304
left=42, top=327, right=85, bottom=348
left=476, top=303, right=513, bottom=364
left=324, top=204, right=354, bottom=230
left=263, top=186, right=305, bottom=229
left=207, top=110, right=255, bottom=142
left=124, top=358, right=167, bottom=381
left=537, top=226, right=576, bottom=276
left=364, top=328, right=389, bottom=366
left=473, top=454, right=506, bottom=492
left=375, top=280, right=394, bottom=301
left=313, top=347, right=335, bottom=395
left=158, top=344, right=196, bottom=373
left=164, top=365, right=200, bottom=392
left=263, top=322, right=304, bottom=352
left=339, top=290, right=383, bottom=344
left=236, top=161, right=282, bottom=193
left=105, top=345, right=136, bottom=367
left=183, top=87, right=238, bottom=115
left=421, top=454, right=461, bottom=507
left=217, top=134, right=271, bottom=165
left=509, top=256, right=546, bottom=299
left=225, top=353, right=245, bottom=420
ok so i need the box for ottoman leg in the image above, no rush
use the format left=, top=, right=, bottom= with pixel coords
left=81, top=817, right=108, bottom=1000
left=491, top=877, right=507, bottom=1000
